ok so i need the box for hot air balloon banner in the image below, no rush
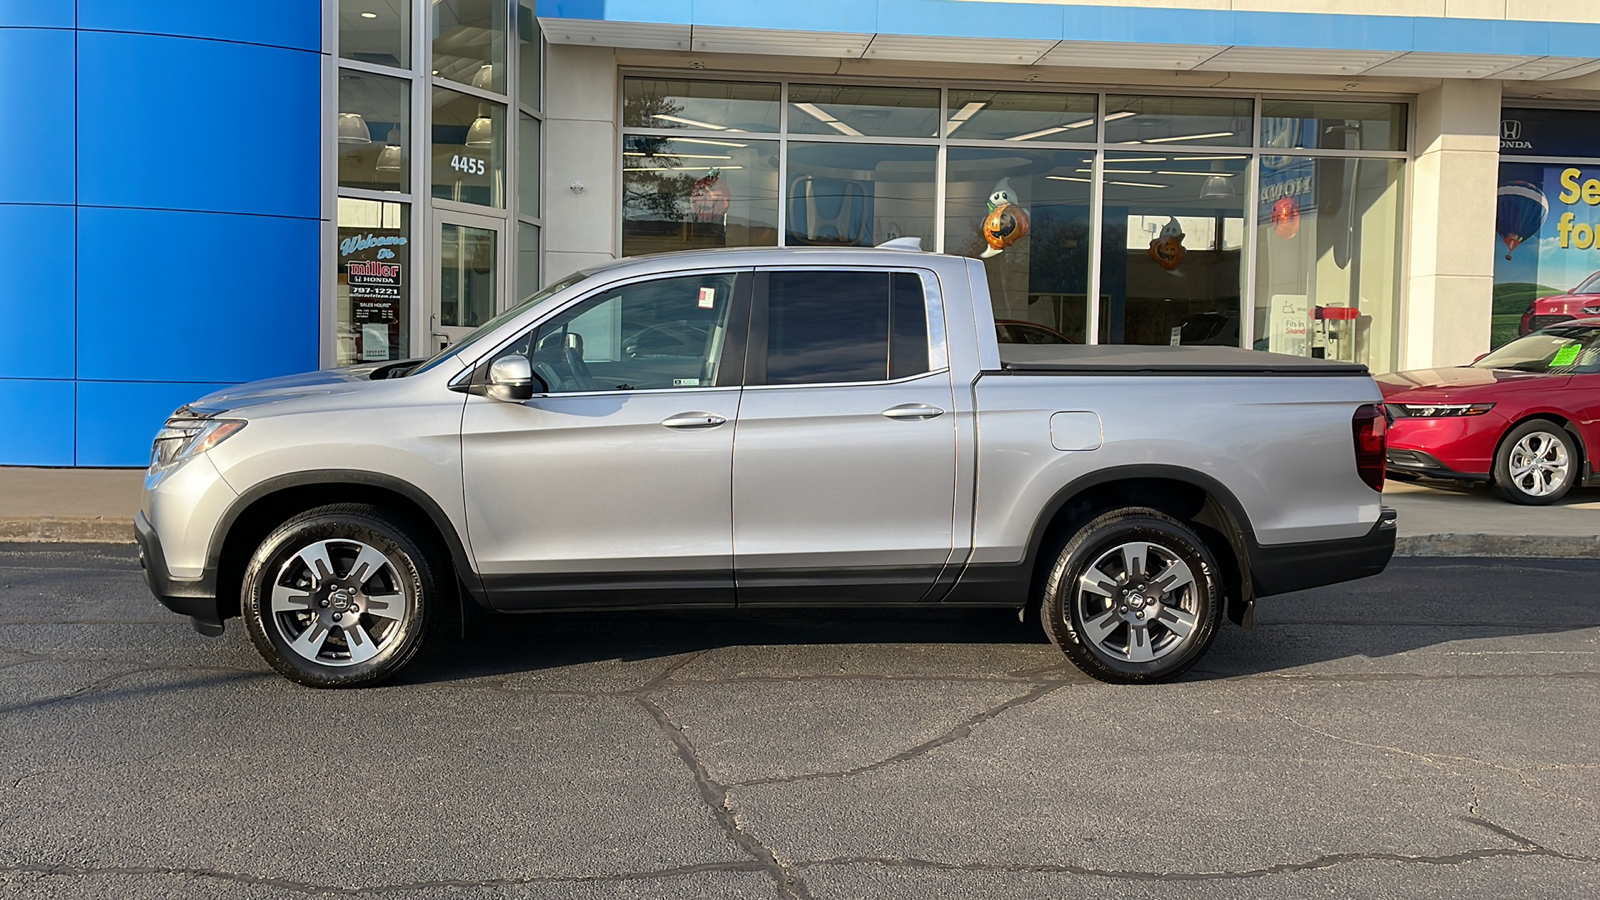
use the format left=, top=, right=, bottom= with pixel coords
left=1497, top=179, right=1548, bottom=260
left=979, top=177, right=1030, bottom=259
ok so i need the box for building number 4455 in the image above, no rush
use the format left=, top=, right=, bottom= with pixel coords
left=450, top=155, right=486, bottom=176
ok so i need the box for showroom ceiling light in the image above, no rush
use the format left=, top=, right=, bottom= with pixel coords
left=943, top=101, right=986, bottom=136
left=1139, top=131, right=1236, bottom=144
left=376, top=128, right=403, bottom=171
left=1007, top=110, right=1133, bottom=142
left=793, top=102, right=863, bottom=136
left=466, top=104, right=493, bottom=147
left=338, top=112, right=372, bottom=144
left=652, top=114, right=730, bottom=130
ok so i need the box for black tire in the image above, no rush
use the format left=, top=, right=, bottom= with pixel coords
left=241, top=503, right=438, bottom=688
left=1493, top=420, right=1578, bottom=505
left=1040, top=508, right=1222, bottom=684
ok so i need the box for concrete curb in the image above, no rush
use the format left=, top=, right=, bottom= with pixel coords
left=1396, top=534, right=1598, bottom=559
left=0, top=518, right=135, bottom=544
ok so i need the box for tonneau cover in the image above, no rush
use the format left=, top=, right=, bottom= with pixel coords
left=996, top=343, right=1369, bottom=376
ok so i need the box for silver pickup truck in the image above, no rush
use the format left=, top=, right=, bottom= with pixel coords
left=137, top=244, right=1396, bottom=687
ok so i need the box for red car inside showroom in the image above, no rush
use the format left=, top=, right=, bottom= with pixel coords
left=1380, top=321, right=1600, bottom=504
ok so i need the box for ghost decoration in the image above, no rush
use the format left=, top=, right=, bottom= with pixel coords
left=1148, top=216, right=1186, bottom=271
left=980, top=177, right=1030, bottom=259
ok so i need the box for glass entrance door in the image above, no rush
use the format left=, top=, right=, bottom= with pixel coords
left=431, top=212, right=504, bottom=352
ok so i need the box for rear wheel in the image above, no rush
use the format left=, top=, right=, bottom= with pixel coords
left=1493, top=420, right=1577, bottom=505
left=241, top=504, right=437, bottom=688
left=1041, top=508, right=1222, bottom=683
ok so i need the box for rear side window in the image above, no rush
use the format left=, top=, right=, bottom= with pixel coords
left=763, top=270, right=929, bottom=385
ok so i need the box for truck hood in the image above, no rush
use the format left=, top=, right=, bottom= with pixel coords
left=186, top=359, right=427, bottom=416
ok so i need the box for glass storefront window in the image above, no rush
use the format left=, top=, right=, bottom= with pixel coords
left=518, top=112, right=539, bottom=217
left=340, top=0, right=409, bottom=69
left=622, top=137, right=779, bottom=256
left=517, top=1, right=541, bottom=109
left=338, top=71, right=410, bottom=194
left=786, top=142, right=937, bottom=248
left=789, top=84, right=941, bottom=139
left=946, top=90, right=1096, bottom=142
left=944, top=148, right=1095, bottom=342
left=1261, top=100, right=1407, bottom=153
left=439, top=221, right=497, bottom=330
left=432, top=87, right=505, bottom=207
left=1254, top=156, right=1404, bottom=371
left=1106, top=95, right=1252, bottom=147
left=336, top=198, right=410, bottom=366
left=433, top=0, right=507, bottom=93
left=1100, top=151, right=1248, bottom=345
left=623, top=78, right=781, bottom=133
left=517, top=221, right=540, bottom=303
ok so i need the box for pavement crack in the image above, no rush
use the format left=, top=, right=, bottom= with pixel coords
left=797, top=840, right=1600, bottom=881
left=0, top=860, right=770, bottom=895
left=636, top=695, right=814, bottom=900
left=735, top=681, right=1064, bottom=787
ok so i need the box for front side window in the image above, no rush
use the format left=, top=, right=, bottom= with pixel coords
left=499, top=273, right=740, bottom=393
left=763, top=271, right=929, bottom=385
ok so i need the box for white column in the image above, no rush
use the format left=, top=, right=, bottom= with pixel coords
left=1403, top=79, right=1501, bottom=369
left=541, top=44, right=618, bottom=284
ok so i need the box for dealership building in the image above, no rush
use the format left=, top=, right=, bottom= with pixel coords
left=4, top=0, right=1600, bottom=466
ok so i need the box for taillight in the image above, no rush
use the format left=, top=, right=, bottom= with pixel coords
left=1352, top=403, right=1386, bottom=492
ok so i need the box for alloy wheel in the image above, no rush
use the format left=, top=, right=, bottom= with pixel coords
left=269, top=539, right=409, bottom=666
left=1508, top=431, right=1570, bottom=498
left=1073, top=540, right=1200, bottom=664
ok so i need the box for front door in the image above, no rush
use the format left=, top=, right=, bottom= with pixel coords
left=733, top=268, right=959, bottom=604
left=460, top=270, right=752, bottom=609
left=432, top=211, right=504, bottom=353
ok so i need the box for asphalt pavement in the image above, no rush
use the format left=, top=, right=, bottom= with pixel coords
left=0, top=544, right=1596, bottom=898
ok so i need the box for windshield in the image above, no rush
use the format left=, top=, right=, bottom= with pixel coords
left=1575, top=271, right=1600, bottom=294
left=408, top=272, right=591, bottom=376
left=1471, top=325, right=1600, bottom=373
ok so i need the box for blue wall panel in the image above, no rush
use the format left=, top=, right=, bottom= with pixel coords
left=77, top=207, right=320, bottom=384
left=78, top=31, right=320, bottom=219
left=77, top=0, right=321, bottom=53
left=0, top=205, right=75, bottom=379
left=0, top=0, right=72, bottom=28
left=0, top=28, right=75, bottom=205
left=76, top=380, right=229, bottom=467
left=0, top=379, right=74, bottom=466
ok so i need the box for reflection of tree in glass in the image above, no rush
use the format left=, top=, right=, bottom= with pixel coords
left=623, top=94, right=699, bottom=222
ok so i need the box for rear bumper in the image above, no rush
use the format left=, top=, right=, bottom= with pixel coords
left=1249, top=507, right=1397, bottom=597
left=135, top=510, right=224, bottom=636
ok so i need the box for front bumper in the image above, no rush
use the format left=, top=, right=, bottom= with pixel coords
left=1385, top=448, right=1490, bottom=482
left=1248, top=507, right=1397, bottom=597
left=135, top=510, right=224, bottom=636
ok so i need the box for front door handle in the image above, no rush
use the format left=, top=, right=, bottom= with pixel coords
left=882, top=403, right=945, bottom=420
left=661, top=412, right=727, bottom=429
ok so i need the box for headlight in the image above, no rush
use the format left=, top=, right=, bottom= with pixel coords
left=150, top=416, right=246, bottom=470
left=1391, top=403, right=1495, bottom=419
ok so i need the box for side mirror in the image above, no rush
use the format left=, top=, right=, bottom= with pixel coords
left=487, top=355, right=541, bottom=402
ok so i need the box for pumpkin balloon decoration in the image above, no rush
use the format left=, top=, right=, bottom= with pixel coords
left=1271, top=195, right=1301, bottom=240
left=980, top=177, right=1030, bottom=259
left=1148, top=216, right=1186, bottom=271
left=689, top=173, right=731, bottom=223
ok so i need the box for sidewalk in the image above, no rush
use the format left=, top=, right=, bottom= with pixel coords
left=0, top=466, right=1596, bottom=557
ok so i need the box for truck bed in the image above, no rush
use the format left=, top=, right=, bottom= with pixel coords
left=995, top=344, right=1369, bottom=376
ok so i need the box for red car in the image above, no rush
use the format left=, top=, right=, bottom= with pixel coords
left=1378, top=320, right=1600, bottom=504
left=1520, top=271, right=1600, bottom=335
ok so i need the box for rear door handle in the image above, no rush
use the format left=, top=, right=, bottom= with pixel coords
left=882, top=403, right=945, bottom=420
left=661, top=412, right=727, bottom=429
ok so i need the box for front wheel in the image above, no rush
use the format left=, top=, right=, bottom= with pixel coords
left=241, top=504, right=438, bottom=688
left=1493, top=421, right=1578, bottom=505
left=1041, top=508, right=1222, bottom=684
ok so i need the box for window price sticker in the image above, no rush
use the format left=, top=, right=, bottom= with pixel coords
left=697, top=287, right=716, bottom=309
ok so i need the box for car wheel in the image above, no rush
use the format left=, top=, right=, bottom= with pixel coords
left=1041, top=508, right=1222, bottom=684
left=1494, top=421, right=1578, bottom=505
left=241, top=503, right=437, bottom=687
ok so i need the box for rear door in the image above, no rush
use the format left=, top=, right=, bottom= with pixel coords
left=732, top=268, right=958, bottom=604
